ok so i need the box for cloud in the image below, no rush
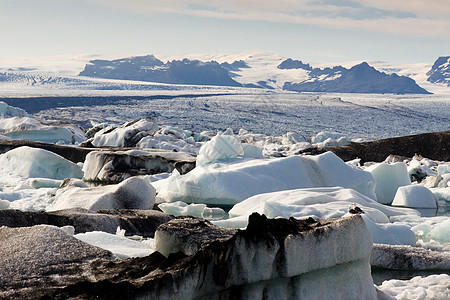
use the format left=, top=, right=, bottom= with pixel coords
left=93, top=0, right=450, bottom=40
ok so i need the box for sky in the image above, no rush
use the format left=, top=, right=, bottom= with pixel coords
left=1, top=0, right=449, bottom=63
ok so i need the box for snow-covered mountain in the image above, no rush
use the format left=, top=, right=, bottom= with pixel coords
left=1, top=52, right=449, bottom=95
left=427, top=56, right=450, bottom=86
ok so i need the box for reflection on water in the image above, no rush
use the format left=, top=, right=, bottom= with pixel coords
left=415, top=201, right=450, bottom=217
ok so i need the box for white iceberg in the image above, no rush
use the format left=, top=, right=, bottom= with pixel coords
left=392, top=185, right=439, bottom=209
left=157, top=152, right=376, bottom=206
left=0, top=146, right=83, bottom=180
left=48, top=176, right=156, bottom=212
left=365, top=162, right=411, bottom=205
left=222, top=187, right=418, bottom=245
left=196, top=134, right=244, bottom=166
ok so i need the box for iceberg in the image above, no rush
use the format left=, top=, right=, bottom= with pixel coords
left=0, top=146, right=83, bottom=180
left=223, top=187, right=418, bottom=245
left=196, top=134, right=244, bottom=166
left=392, top=185, right=439, bottom=209
left=365, top=162, right=411, bottom=205
left=0, top=102, right=86, bottom=144
left=47, top=176, right=156, bottom=212
left=92, top=118, right=158, bottom=147
left=157, top=151, right=376, bottom=205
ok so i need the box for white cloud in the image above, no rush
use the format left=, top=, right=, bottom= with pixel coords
left=93, top=0, right=450, bottom=40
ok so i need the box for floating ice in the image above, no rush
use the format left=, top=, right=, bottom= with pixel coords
left=0, top=101, right=29, bottom=117
left=365, top=162, right=410, bottom=205
left=311, top=131, right=345, bottom=144
left=196, top=134, right=244, bottom=166
left=0, top=199, right=10, bottom=209
left=392, top=185, right=439, bottom=209
left=428, top=219, right=450, bottom=243
left=92, top=118, right=158, bottom=147
left=0, top=112, right=85, bottom=144
left=74, top=231, right=154, bottom=259
left=390, top=215, right=450, bottom=252
left=0, top=146, right=83, bottom=180
left=377, top=274, right=450, bottom=300
left=158, top=201, right=206, bottom=217
left=158, top=201, right=226, bottom=219
left=158, top=152, right=376, bottom=205
left=137, top=134, right=200, bottom=154
left=228, top=187, right=417, bottom=221
left=437, top=163, right=450, bottom=175
left=48, top=177, right=156, bottom=212
left=241, top=143, right=264, bottom=159
left=24, top=178, right=63, bottom=189
left=223, top=187, right=418, bottom=245
left=361, top=214, right=416, bottom=246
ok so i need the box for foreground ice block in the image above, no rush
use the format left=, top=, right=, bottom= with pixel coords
left=158, top=151, right=376, bottom=205
left=0, top=146, right=83, bottom=180
left=0, top=214, right=381, bottom=299
left=366, top=162, right=410, bottom=205
left=152, top=214, right=378, bottom=299
left=392, top=185, right=439, bottom=209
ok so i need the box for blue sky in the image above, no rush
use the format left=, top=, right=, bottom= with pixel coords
left=1, top=0, right=449, bottom=63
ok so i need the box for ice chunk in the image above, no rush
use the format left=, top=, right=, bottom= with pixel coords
left=24, top=178, right=63, bottom=189
left=158, top=152, right=376, bottom=205
left=158, top=201, right=206, bottom=217
left=377, top=274, right=450, bottom=300
left=74, top=231, right=154, bottom=259
left=361, top=214, right=416, bottom=246
left=392, top=185, right=438, bottom=209
left=0, top=101, right=29, bottom=117
left=0, top=200, right=10, bottom=209
left=158, top=201, right=226, bottom=219
left=0, top=146, right=83, bottom=180
left=226, top=187, right=418, bottom=245
left=315, top=136, right=349, bottom=148
left=229, top=187, right=417, bottom=221
left=366, top=162, right=410, bottom=205
left=241, top=143, right=264, bottom=159
left=196, top=135, right=244, bottom=166
left=428, top=219, right=450, bottom=243
left=0, top=116, right=86, bottom=144
left=437, top=163, right=450, bottom=175
left=47, top=177, right=156, bottom=212
left=92, top=118, right=158, bottom=147
left=137, top=135, right=200, bottom=154
left=311, top=131, right=345, bottom=143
